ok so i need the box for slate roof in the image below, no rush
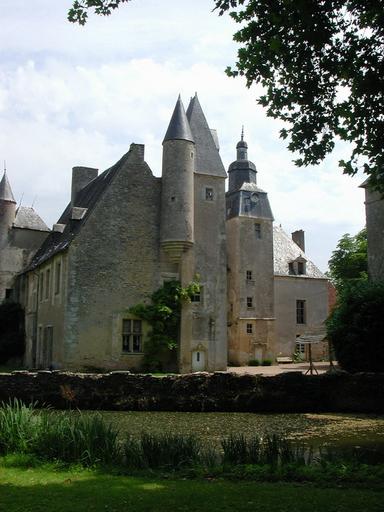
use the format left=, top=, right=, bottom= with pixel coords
left=27, top=151, right=129, bottom=270
left=273, top=225, right=326, bottom=278
left=186, top=94, right=227, bottom=178
left=14, top=207, right=50, bottom=232
left=0, top=172, right=16, bottom=203
left=163, top=96, right=194, bottom=143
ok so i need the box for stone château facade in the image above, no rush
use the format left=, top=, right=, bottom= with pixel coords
left=1, top=95, right=329, bottom=372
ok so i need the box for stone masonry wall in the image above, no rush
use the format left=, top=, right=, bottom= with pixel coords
left=0, top=371, right=383, bottom=413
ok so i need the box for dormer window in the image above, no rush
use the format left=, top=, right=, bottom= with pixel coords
left=288, top=258, right=307, bottom=276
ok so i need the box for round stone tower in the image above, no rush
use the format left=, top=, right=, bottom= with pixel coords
left=0, top=171, right=16, bottom=249
left=161, top=96, right=195, bottom=263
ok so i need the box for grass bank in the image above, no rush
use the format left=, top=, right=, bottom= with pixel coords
left=0, top=462, right=383, bottom=512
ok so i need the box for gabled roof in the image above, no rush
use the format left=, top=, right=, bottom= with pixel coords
left=27, top=151, right=131, bottom=270
left=0, top=172, right=16, bottom=203
left=163, top=96, right=194, bottom=143
left=14, top=207, right=49, bottom=232
left=273, top=225, right=326, bottom=278
left=186, top=94, right=227, bottom=178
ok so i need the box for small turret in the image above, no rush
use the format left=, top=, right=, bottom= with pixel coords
left=0, top=171, right=16, bottom=248
left=228, top=128, right=257, bottom=193
left=161, top=96, right=195, bottom=263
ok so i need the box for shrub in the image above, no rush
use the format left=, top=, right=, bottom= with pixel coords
left=248, top=359, right=259, bottom=366
left=326, top=280, right=384, bottom=372
left=261, top=359, right=272, bottom=366
left=0, top=302, right=25, bottom=364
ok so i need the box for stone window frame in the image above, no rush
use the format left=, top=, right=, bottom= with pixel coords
left=254, top=223, right=262, bottom=239
left=205, top=187, right=214, bottom=201
left=44, top=268, right=51, bottom=301
left=122, top=318, right=143, bottom=354
left=246, top=323, right=253, bottom=334
left=296, top=299, right=306, bottom=324
left=55, top=260, right=62, bottom=295
left=246, top=296, right=253, bottom=308
left=191, top=285, right=204, bottom=307
left=246, top=270, right=253, bottom=281
left=39, top=273, right=44, bottom=302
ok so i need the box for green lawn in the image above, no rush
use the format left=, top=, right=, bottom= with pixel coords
left=0, top=465, right=383, bottom=512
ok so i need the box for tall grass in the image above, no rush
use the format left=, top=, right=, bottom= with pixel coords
left=221, top=433, right=308, bottom=467
left=0, top=399, right=40, bottom=454
left=35, top=412, right=120, bottom=466
left=0, top=400, right=120, bottom=466
left=0, top=401, right=382, bottom=472
left=125, top=432, right=200, bottom=469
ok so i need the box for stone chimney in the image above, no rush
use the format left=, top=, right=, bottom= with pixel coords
left=71, top=166, right=98, bottom=207
left=292, top=229, right=305, bottom=252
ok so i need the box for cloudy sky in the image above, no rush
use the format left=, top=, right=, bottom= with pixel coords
left=0, top=0, right=366, bottom=271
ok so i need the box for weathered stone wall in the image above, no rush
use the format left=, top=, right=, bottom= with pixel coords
left=0, top=371, right=383, bottom=413
left=274, top=275, right=329, bottom=357
left=227, top=216, right=276, bottom=365
left=64, top=145, right=162, bottom=370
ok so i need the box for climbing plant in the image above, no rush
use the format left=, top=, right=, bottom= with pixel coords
left=129, top=279, right=200, bottom=371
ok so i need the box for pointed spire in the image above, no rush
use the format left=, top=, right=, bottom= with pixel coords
left=186, top=93, right=227, bottom=178
left=236, top=127, right=248, bottom=160
left=0, top=170, right=16, bottom=203
left=163, top=95, right=194, bottom=144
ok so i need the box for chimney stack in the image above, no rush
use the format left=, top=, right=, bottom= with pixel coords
left=292, top=229, right=305, bottom=252
left=71, top=166, right=98, bottom=207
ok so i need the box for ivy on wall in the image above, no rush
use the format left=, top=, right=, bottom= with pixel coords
left=129, top=279, right=200, bottom=371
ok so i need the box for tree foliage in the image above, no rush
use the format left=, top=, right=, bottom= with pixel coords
left=327, top=228, right=368, bottom=290
left=68, top=1, right=131, bottom=25
left=129, top=279, right=200, bottom=371
left=326, top=280, right=384, bottom=372
left=214, top=1, right=384, bottom=191
left=68, top=1, right=384, bottom=191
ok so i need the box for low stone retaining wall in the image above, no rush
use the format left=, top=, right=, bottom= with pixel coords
left=0, top=370, right=383, bottom=413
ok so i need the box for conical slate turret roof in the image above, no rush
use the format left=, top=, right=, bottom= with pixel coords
left=0, top=171, right=16, bottom=203
left=163, top=95, right=194, bottom=143
left=186, top=93, right=226, bottom=178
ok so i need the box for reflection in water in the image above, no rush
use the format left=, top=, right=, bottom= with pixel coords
left=95, top=411, right=384, bottom=450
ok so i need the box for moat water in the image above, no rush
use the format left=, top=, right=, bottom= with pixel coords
left=96, top=411, right=384, bottom=451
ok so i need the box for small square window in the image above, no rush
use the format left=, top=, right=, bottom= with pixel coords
left=246, top=323, right=253, bottom=334
left=247, top=297, right=253, bottom=308
left=205, top=188, right=214, bottom=201
left=191, top=288, right=201, bottom=303
left=246, top=270, right=253, bottom=281
left=254, top=223, right=261, bottom=239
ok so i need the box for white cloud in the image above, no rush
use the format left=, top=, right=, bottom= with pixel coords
left=0, top=0, right=366, bottom=272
